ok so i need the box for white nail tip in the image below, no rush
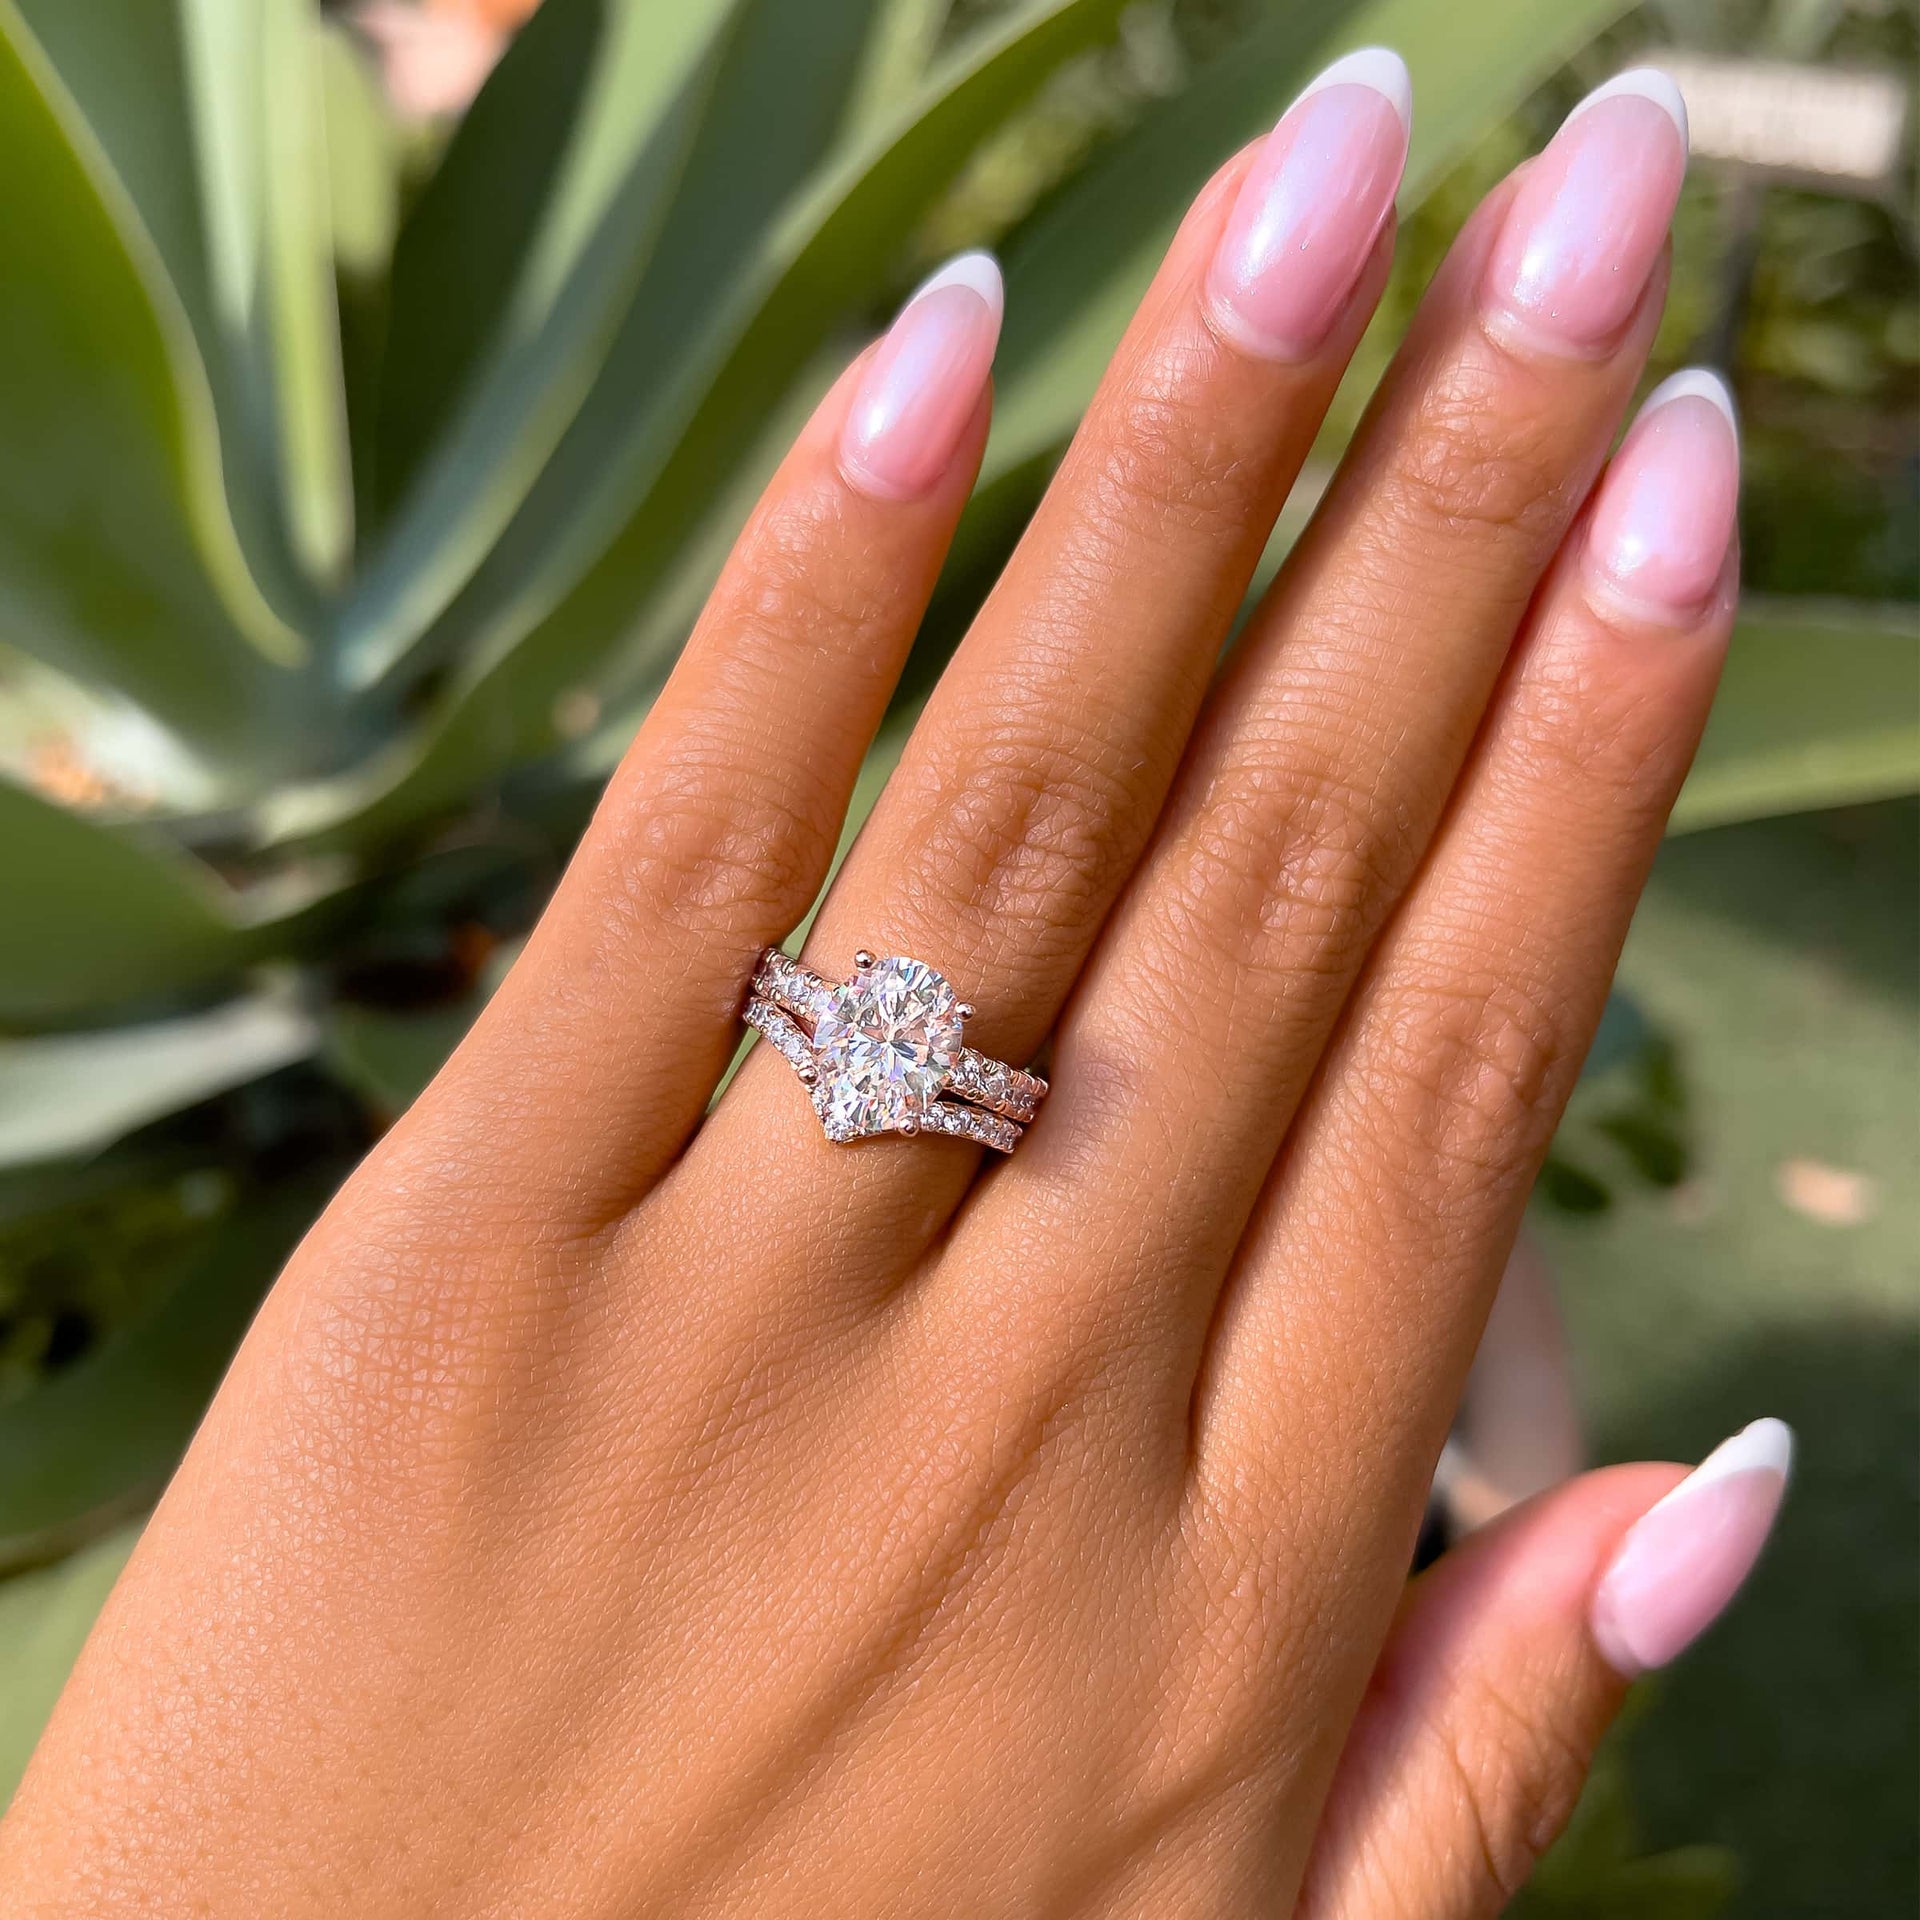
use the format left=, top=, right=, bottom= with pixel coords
left=1651, top=1417, right=1795, bottom=1515
left=908, top=250, right=1004, bottom=325
left=1640, top=367, right=1739, bottom=434
left=1297, top=47, right=1413, bottom=132
left=1568, top=67, right=1690, bottom=147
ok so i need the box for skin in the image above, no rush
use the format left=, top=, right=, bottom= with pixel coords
left=2, top=98, right=1741, bottom=1920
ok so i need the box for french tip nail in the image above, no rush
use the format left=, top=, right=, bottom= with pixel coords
left=1205, top=48, right=1410, bottom=363
left=1486, top=65, right=1690, bottom=354
left=908, top=249, right=1005, bottom=327
left=840, top=251, right=1003, bottom=500
left=1298, top=46, right=1413, bottom=133
left=1567, top=65, right=1690, bottom=147
left=1590, top=1417, right=1793, bottom=1677
left=1639, top=367, right=1739, bottom=435
left=1669, top=1416, right=1796, bottom=1498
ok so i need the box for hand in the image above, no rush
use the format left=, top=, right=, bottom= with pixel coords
left=1, top=55, right=1787, bottom=1919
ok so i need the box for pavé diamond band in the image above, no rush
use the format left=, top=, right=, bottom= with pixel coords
left=744, top=948, right=1047, bottom=1152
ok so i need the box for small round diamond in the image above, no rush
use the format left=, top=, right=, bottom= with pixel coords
left=812, top=956, right=963, bottom=1135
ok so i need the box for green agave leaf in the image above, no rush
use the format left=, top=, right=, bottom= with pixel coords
left=0, top=3, right=306, bottom=763
left=370, top=0, right=677, bottom=520
left=264, top=0, right=1132, bottom=848
left=353, top=0, right=892, bottom=694
left=1516, top=1848, right=1739, bottom=1917
left=0, top=780, right=261, bottom=1024
left=183, top=0, right=354, bottom=586
left=263, top=0, right=356, bottom=586
left=0, top=1183, right=323, bottom=1573
left=0, top=986, right=318, bottom=1170
left=985, top=0, right=1638, bottom=483
left=10, top=0, right=316, bottom=631
left=319, top=21, right=401, bottom=284
left=0, top=1522, right=140, bottom=1810
left=845, top=0, right=953, bottom=132
left=1670, top=600, right=1920, bottom=833
left=324, top=995, right=483, bottom=1118
left=346, top=0, right=746, bottom=679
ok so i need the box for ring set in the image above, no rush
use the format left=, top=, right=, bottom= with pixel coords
left=744, top=949, right=1046, bottom=1152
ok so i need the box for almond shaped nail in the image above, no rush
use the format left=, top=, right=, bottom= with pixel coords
left=840, top=251, right=1004, bottom=501
left=1591, top=1417, right=1793, bottom=1676
left=1205, top=47, right=1411, bottom=362
left=1587, top=368, right=1741, bottom=619
left=1484, top=69, right=1689, bottom=353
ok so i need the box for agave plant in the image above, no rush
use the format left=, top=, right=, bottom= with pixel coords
left=0, top=0, right=1914, bottom=1784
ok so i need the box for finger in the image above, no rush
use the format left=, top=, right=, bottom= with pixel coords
left=1299, top=1427, right=1792, bottom=1920
left=1198, top=372, right=1742, bottom=1597
left=385, top=256, right=1002, bottom=1222
left=693, top=52, right=1409, bottom=1254
left=964, top=73, right=1688, bottom=1364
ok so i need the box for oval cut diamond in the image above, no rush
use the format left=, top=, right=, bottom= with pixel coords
left=812, top=956, right=963, bottom=1135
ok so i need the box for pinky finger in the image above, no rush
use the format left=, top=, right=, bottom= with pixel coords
left=1298, top=1422, right=1793, bottom=1920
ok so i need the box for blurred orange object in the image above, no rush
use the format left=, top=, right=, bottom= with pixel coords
left=445, top=0, right=542, bottom=28
left=356, top=0, right=542, bottom=120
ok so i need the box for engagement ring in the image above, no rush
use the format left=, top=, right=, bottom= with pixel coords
left=744, top=949, right=1046, bottom=1152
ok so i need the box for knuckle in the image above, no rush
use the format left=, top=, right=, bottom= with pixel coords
left=612, top=760, right=832, bottom=943
left=1080, top=332, right=1267, bottom=543
left=1363, top=965, right=1570, bottom=1181
left=1155, top=752, right=1412, bottom=988
left=1508, top=640, right=1687, bottom=819
left=1440, top=1675, right=1595, bottom=1906
left=729, top=483, right=909, bottom=669
left=1383, top=351, right=1583, bottom=556
left=892, top=707, right=1143, bottom=960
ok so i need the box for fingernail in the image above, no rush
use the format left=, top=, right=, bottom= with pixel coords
left=1205, top=47, right=1411, bottom=361
left=1591, top=1417, right=1793, bottom=1676
left=1587, top=369, right=1740, bottom=618
left=840, top=251, right=1003, bottom=500
left=1484, top=69, right=1689, bottom=353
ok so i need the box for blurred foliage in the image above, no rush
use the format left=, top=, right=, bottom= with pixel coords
left=1512, top=1693, right=1739, bottom=1918
left=1539, top=992, right=1693, bottom=1215
left=1544, top=799, right=1918, bottom=1918
left=0, top=0, right=1913, bottom=1893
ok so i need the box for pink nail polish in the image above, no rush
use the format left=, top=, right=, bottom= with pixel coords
left=1587, top=369, right=1740, bottom=617
left=840, top=252, right=1003, bottom=501
left=1205, top=47, right=1411, bottom=362
left=1484, top=70, right=1689, bottom=352
left=1591, top=1418, right=1793, bottom=1676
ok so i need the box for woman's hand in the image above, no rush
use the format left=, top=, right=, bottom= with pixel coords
left=1, top=54, right=1788, bottom=1919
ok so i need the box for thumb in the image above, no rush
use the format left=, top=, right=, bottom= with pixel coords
left=1298, top=1420, right=1793, bottom=1920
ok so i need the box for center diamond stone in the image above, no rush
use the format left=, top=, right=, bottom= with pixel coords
left=812, top=956, right=964, bottom=1136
